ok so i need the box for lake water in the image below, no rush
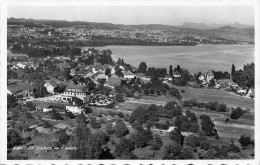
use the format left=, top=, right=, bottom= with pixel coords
left=85, top=45, right=254, bottom=74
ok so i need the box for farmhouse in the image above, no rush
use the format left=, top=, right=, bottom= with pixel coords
left=62, top=84, right=89, bottom=103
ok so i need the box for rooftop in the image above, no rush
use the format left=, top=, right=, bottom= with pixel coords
left=7, top=82, right=33, bottom=94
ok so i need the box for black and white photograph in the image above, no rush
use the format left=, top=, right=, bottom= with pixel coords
left=0, top=0, right=259, bottom=164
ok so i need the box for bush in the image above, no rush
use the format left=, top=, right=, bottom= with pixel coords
left=217, top=104, right=227, bottom=112
left=208, top=102, right=218, bottom=111
left=65, top=111, right=76, bottom=119
left=49, top=110, right=63, bottom=120
left=230, top=110, right=241, bottom=120
left=115, top=93, right=124, bottom=102
left=117, top=112, right=125, bottom=118
left=239, top=135, right=252, bottom=146
left=182, top=100, right=191, bottom=107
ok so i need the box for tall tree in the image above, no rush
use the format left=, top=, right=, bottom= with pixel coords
left=138, top=62, right=147, bottom=73
left=115, top=119, right=129, bottom=137
left=231, top=64, right=235, bottom=80
left=169, top=65, right=173, bottom=77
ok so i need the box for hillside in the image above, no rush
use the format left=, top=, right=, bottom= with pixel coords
left=8, top=18, right=254, bottom=43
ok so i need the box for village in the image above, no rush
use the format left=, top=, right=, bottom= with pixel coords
left=7, top=47, right=255, bottom=160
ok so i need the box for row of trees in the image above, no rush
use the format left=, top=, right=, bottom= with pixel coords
left=182, top=99, right=228, bottom=112
left=232, top=63, right=254, bottom=88
left=11, top=44, right=82, bottom=58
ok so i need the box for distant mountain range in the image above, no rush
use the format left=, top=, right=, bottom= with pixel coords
left=179, top=22, right=253, bottom=30
left=8, top=18, right=254, bottom=43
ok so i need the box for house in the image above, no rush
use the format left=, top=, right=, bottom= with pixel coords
left=164, top=76, right=172, bottom=81
left=199, top=75, right=206, bottom=81
left=16, top=62, right=27, bottom=69
left=173, top=71, right=181, bottom=78
left=107, top=74, right=122, bottom=87
left=91, top=71, right=103, bottom=80
left=62, top=84, right=89, bottom=103
left=66, top=96, right=84, bottom=114
left=237, top=89, right=246, bottom=96
left=57, top=62, right=70, bottom=70
left=83, top=71, right=93, bottom=79
left=7, top=82, right=33, bottom=99
left=217, top=79, right=231, bottom=88
left=44, top=81, right=59, bottom=94
left=206, top=70, right=214, bottom=82
left=124, top=70, right=136, bottom=79
left=95, top=73, right=109, bottom=81
left=135, top=73, right=146, bottom=79
left=7, top=52, right=29, bottom=60
left=36, top=104, right=53, bottom=112
left=246, top=88, right=255, bottom=98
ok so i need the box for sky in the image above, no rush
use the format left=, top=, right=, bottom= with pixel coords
left=8, top=6, right=254, bottom=26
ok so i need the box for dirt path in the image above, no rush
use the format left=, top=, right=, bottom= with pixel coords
left=214, top=121, right=254, bottom=130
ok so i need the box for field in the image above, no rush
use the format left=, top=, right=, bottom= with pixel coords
left=172, top=85, right=254, bottom=110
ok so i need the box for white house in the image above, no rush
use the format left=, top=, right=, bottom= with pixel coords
left=95, top=73, right=109, bottom=81
left=124, top=70, right=136, bottom=79
left=206, top=70, right=214, bottom=82
left=173, top=71, right=181, bottom=78
left=16, top=63, right=27, bottom=69
left=44, top=81, right=58, bottom=94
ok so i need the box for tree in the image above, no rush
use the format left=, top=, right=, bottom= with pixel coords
left=7, top=129, right=22, bottom=149
left=24, top=66, right=30, bottom=73
left=114, top=138, right=136, bottom=159
left=58, top=130, right=70, bottom=145
left=63, top=68, right=71, bottom=80
left=89, top=117, right=101, bottom=129
left=149, top=135, right=163, bottom=150
left=105, top=123, right=114, bottom=135
left=130, top=129, right=153, bottom=148
left=230, top=109, right=241, bottom=120
left=65, top=110, right=76, bottom=119
left=105, top=68, right=111, bottom=76
left=189, top=122, right=200, bottom=133
left=200, top=115, right=215, bottom=136
left=25, top=101, right=35, bottom=110
left=75, top=113, right=86, bottom=124
left=170, top=128, right=182, bottom=146
left=115, top=93, right=124, bottom=102
left=138, top=62, right=147, bottom=73
left=179, top=146, right=195, bottom=159
left=231, top=64, right=235, bottom=80
left=49, top=109, right=63, bottom=120
left=7, top=94, right=17, bottom=109
left=84, top=106, right=93, bottom=114
left=184, top=134, right=200, bottom=148
left=115, top=119, right=129, bottom=137
left=129, top=106, right=148, bottom=124
left=217, top=104, right=227, bottom=112
left=180, top=115, right=191, bottom=131
left=163, top=143, right=182, bottom=159
left=169, top=65, right=173, bottom=77
left=239, top=135, right=252, bottom=146
left=84, top=131, right=110, bottom=159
